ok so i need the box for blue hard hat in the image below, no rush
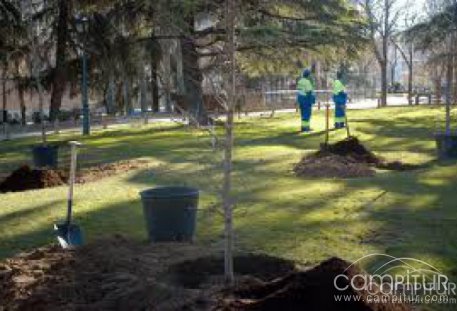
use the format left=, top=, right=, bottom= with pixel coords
left=302, top=69, right=311, bottom=78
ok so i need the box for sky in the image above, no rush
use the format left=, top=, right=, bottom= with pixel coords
left=396, top=0, right=428, bottom=28
left=398, top=0, right=427, bottom=15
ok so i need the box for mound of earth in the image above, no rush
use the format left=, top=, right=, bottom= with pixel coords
left=0, top=165, right=65, bottom=193
left=294, top=154, right=375, bottom=178
left=0, top=236, right=208, bottom=310
left=0, top=160, right=150, bottom=193
left=0, top=236, right=296, bottom=311
left=0, top=237, right=415, bottom=311
left=221, top=257, right=412, bottom=311
left=319, top=136, right=381, bottom=165
left=294, top=137, right=418, bottom=178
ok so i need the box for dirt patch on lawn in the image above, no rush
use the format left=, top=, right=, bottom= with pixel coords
left=294, top=154, right=376, bottom=178
left=0, top=237, right=413, bottom=311
left=0, top=236, right=213, bottom=310
left=0, top=160, right=150, bottom=193
left=73, top=159, right=150, bottom=184
left=220, top=257, right=412, bottom=311
left=0, top=165, right=65, bottom=193
left=294, top=137, right=419, bottom=178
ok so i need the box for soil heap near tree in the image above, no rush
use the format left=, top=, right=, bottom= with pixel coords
left=294, top=137, right=418, bottom=178
left=0, top=160, right=150, bottom=193
left=0, top=165, right=65, bottom=192
left=0, top=236, right=412, bottom=311
left=222, top=257, right=411, bottom=311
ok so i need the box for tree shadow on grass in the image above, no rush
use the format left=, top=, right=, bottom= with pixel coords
left=0, top=199, right=65, bottom=258
left=122, top=144, right=457, bottom=284
left=1, top=161, right=456, bottom=311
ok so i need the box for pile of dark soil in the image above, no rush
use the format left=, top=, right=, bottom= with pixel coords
left=293, top=154, right=376, bottom=178
left=0, top=236, right=296, bottom=311
left=0, top=165, right=65, bottom=193
left=221, top=257, right=412, bottom=311
left=0, top=160, right=150, bottom=193
left=0, top=236, right=211, bottom=310
left=294, top=137, right=418, bottom=178
left=319, top=136, right=381, bottom=165
left=0, top=237, right=414, bottom=311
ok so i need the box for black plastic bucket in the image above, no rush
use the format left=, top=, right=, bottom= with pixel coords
left=435, top=133, right=457, bottom=159
left=32, top=145, right=59, bottom=168
left=140, top=186, right=199, bottom=242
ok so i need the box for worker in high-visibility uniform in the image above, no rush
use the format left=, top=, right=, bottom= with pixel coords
left=333, top=72, right=347, bottom=129
left=296, top=69, right=315, bottom=132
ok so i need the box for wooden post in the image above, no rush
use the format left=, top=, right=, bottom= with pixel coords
left=325, top=103, right=329, bottom=145
left=345, top=112, right=351, bottom=138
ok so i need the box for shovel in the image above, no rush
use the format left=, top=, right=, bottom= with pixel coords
left=54, top=141, right=83, bottom=249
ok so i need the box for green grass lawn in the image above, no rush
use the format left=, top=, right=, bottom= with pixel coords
left=1, top=106, right=457, bottom=306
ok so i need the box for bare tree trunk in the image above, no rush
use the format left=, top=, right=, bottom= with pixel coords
left=123, top=78, right=131, bottom=115
left=13, top=58, right=27, bottom=125
left=151, top=51, right=160, bottom=113
left=453, top=46, right=457, bottom=105
left=380, top=61, right=388, bottom=107
left=408, top=63, right=413, bottom=106
left=180, top=12, right=209, bottom=125
left=36, top=74, right=47, bottom=144
left=394, top=40, right=414, bottom=106
left=116, top=82, right=124, bottom=115
left=445, top=42, right=453, bottom=134
left=19, top=85, right=26, bottom=125
left=408, top=44, right=413, bottom=106
left=380, top=0, right=389, bottom=108
left=181, top=39, right=209, bottom=124
left=435, top=77, right=442, bottom=105
left=222, top=0, right=236, bottom=285
left=139, top=67, right=148, bottom=124
left=391, top=47, right=397, bottom=85
left=107, top=72, right=116, bottom=114
left=49, top=0, right=69, bottom=122
left=2, top=63, right=7, bottom=136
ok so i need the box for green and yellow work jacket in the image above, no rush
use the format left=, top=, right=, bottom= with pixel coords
left=333, top=79, right=346, bottom=95
left=297, top=78, right=314, bottom=96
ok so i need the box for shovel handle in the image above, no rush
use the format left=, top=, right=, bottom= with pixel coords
left=67, top=141, right=81, bottom=225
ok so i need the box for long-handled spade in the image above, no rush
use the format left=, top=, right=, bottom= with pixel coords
left=54, top=141, right=83, bottom=249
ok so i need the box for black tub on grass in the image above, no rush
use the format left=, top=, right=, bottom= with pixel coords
left=140, top=186, right=199, bottom=242
left=32, top=144, right=59, bottom=168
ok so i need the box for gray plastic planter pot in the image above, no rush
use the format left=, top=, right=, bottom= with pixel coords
left=435, top=133, right=457, bottom=159
left=140, top=186, right=199, bottom=242
left=32, top=145, right=59, bottom=168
